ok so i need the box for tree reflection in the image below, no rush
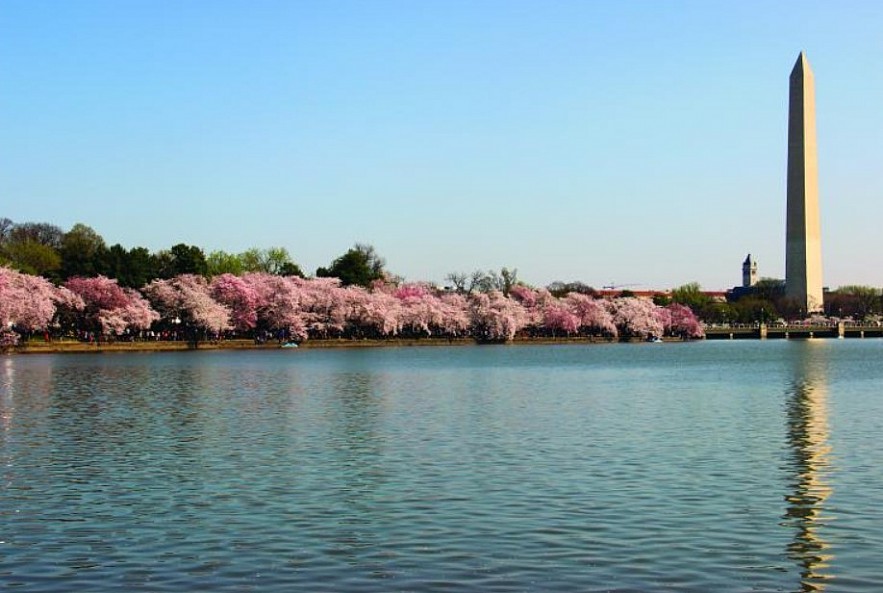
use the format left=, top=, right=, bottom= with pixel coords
left=324, top=370, right=391, bottom=571
left=1, top=358, right=13, bottom=433
left=783, top=342, right=834, bottom=591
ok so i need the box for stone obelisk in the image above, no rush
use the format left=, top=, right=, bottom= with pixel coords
left=785, top=52, right=823, bottom=314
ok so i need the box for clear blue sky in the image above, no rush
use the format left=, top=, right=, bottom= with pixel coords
left=2, top=1, right=881, bottom=290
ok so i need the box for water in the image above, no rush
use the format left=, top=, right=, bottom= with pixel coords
left=2, top=340, right=883, bottom=592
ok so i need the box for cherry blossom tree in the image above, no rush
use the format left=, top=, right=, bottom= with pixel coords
left=292, top=277, right=352, bottom=337
left=0, top=267, right=19, bottom=347
left=116, top=294, right=159, bottom=333
left=607, top=297, right=665, bottom=339
left=508, top=284, right=537, bottom=308
left=52, top=285, right=86, bottom=316
left=242, top=273, right=307, bottom=340
left=210, top=273, right=259, bottom=331
left=564, top=293, right=618, bottom=337
left=64, top=276, right=159, bottom=336
left=144, top=274, right=231, bottom=336
left=0, top=265, right=63, bottom=334
left=437, top=292, right=471, bottom=337
left=394, top=283, right=445, bottom=337
left=392, top=283, right=429, bottom=300
left=543, top=301, right=581, bottom=336
left=2, top=263, right=708, bottom=347
left=509, top=285, right=542, bottom=328
left=655, top=306, right=673, bottom=334
left=665, top=303, right=705, bottom=339
left=353, top=287, right=401, bottom=337
left=470, top=290, right=526, bottom=342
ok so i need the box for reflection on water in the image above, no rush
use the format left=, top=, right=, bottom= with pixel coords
left=1, top=358, right=13, bottom=433
left=784, top=342, right=834, bottom=591
left=4, top=344, right=883, bottom=591
left=325, top=371, right=389, bottom=569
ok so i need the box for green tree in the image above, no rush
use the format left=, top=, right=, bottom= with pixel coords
left=731, top=298, right=777, bottom=324
left=4, top=240, right=61, bottom=276
left=751, top=278, right=786, bottom=302
left=101, top=244, right=156, bottom=288
left=265, top=247, right=303, bottom=276
left=59, top=223, right=108, bottom=279
left=548, top=280, right=596, bottom=299
left=102, top=244, right=129, bottom=282
left=0, top=220, right=63, bottom=277
left=239, top=247, right=303, bottom=276
left=166, top=243, right=208, bottom=277
left=239, top=248, right=264, bottom=273
left=702, top=301, right=737, bottom=324
left=825, top=285, right=882, bottom=319
left=317, top=243, right=385, bottom=287
left=671, top=282, right=710, bottom=308
left=206, top=250, right=245, bottom=277
left=9, top=222, right=64, bottom=249
left=278, top=260, right=304, bottom=277
left=126, top=247, right=157, bottom=287
left=152, top=250, right=175, bottom=279
left=652, top=293, right=672, bottom=306
left=670, top=282, right=716, bottom=320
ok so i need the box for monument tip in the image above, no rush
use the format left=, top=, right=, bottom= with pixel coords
left=792, top=51, right=810, bottom=75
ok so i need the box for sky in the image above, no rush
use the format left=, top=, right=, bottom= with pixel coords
left=2, top=1, right=881, bottom=290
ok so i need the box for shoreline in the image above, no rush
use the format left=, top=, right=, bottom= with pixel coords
left=7, top=335, right=634, bottom=355
left=7, top=329, right=882, bottom=354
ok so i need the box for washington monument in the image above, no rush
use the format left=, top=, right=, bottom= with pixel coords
left=785, top=51, right=823, bottom=313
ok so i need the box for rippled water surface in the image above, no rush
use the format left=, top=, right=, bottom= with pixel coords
left=2, top=341, right=883, bottom=591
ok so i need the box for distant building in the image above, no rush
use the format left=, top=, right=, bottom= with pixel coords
left=701, top=291, right=729, bottom=303
left=595, top=289, right=670, bottom=301
left=742, top=254, right=758, bottom=288
left=729, top=254, right=760, bottom=301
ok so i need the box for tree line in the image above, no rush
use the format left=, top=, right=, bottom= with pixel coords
left=1, top=218, right=710, bottom=350
left=1, top=266, right=704, bottom=350
left=662, top=280, right=883, bottom=324
left=3, top=218, right=879, bottom=330
left=0, top=218, right=308, bottom=287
